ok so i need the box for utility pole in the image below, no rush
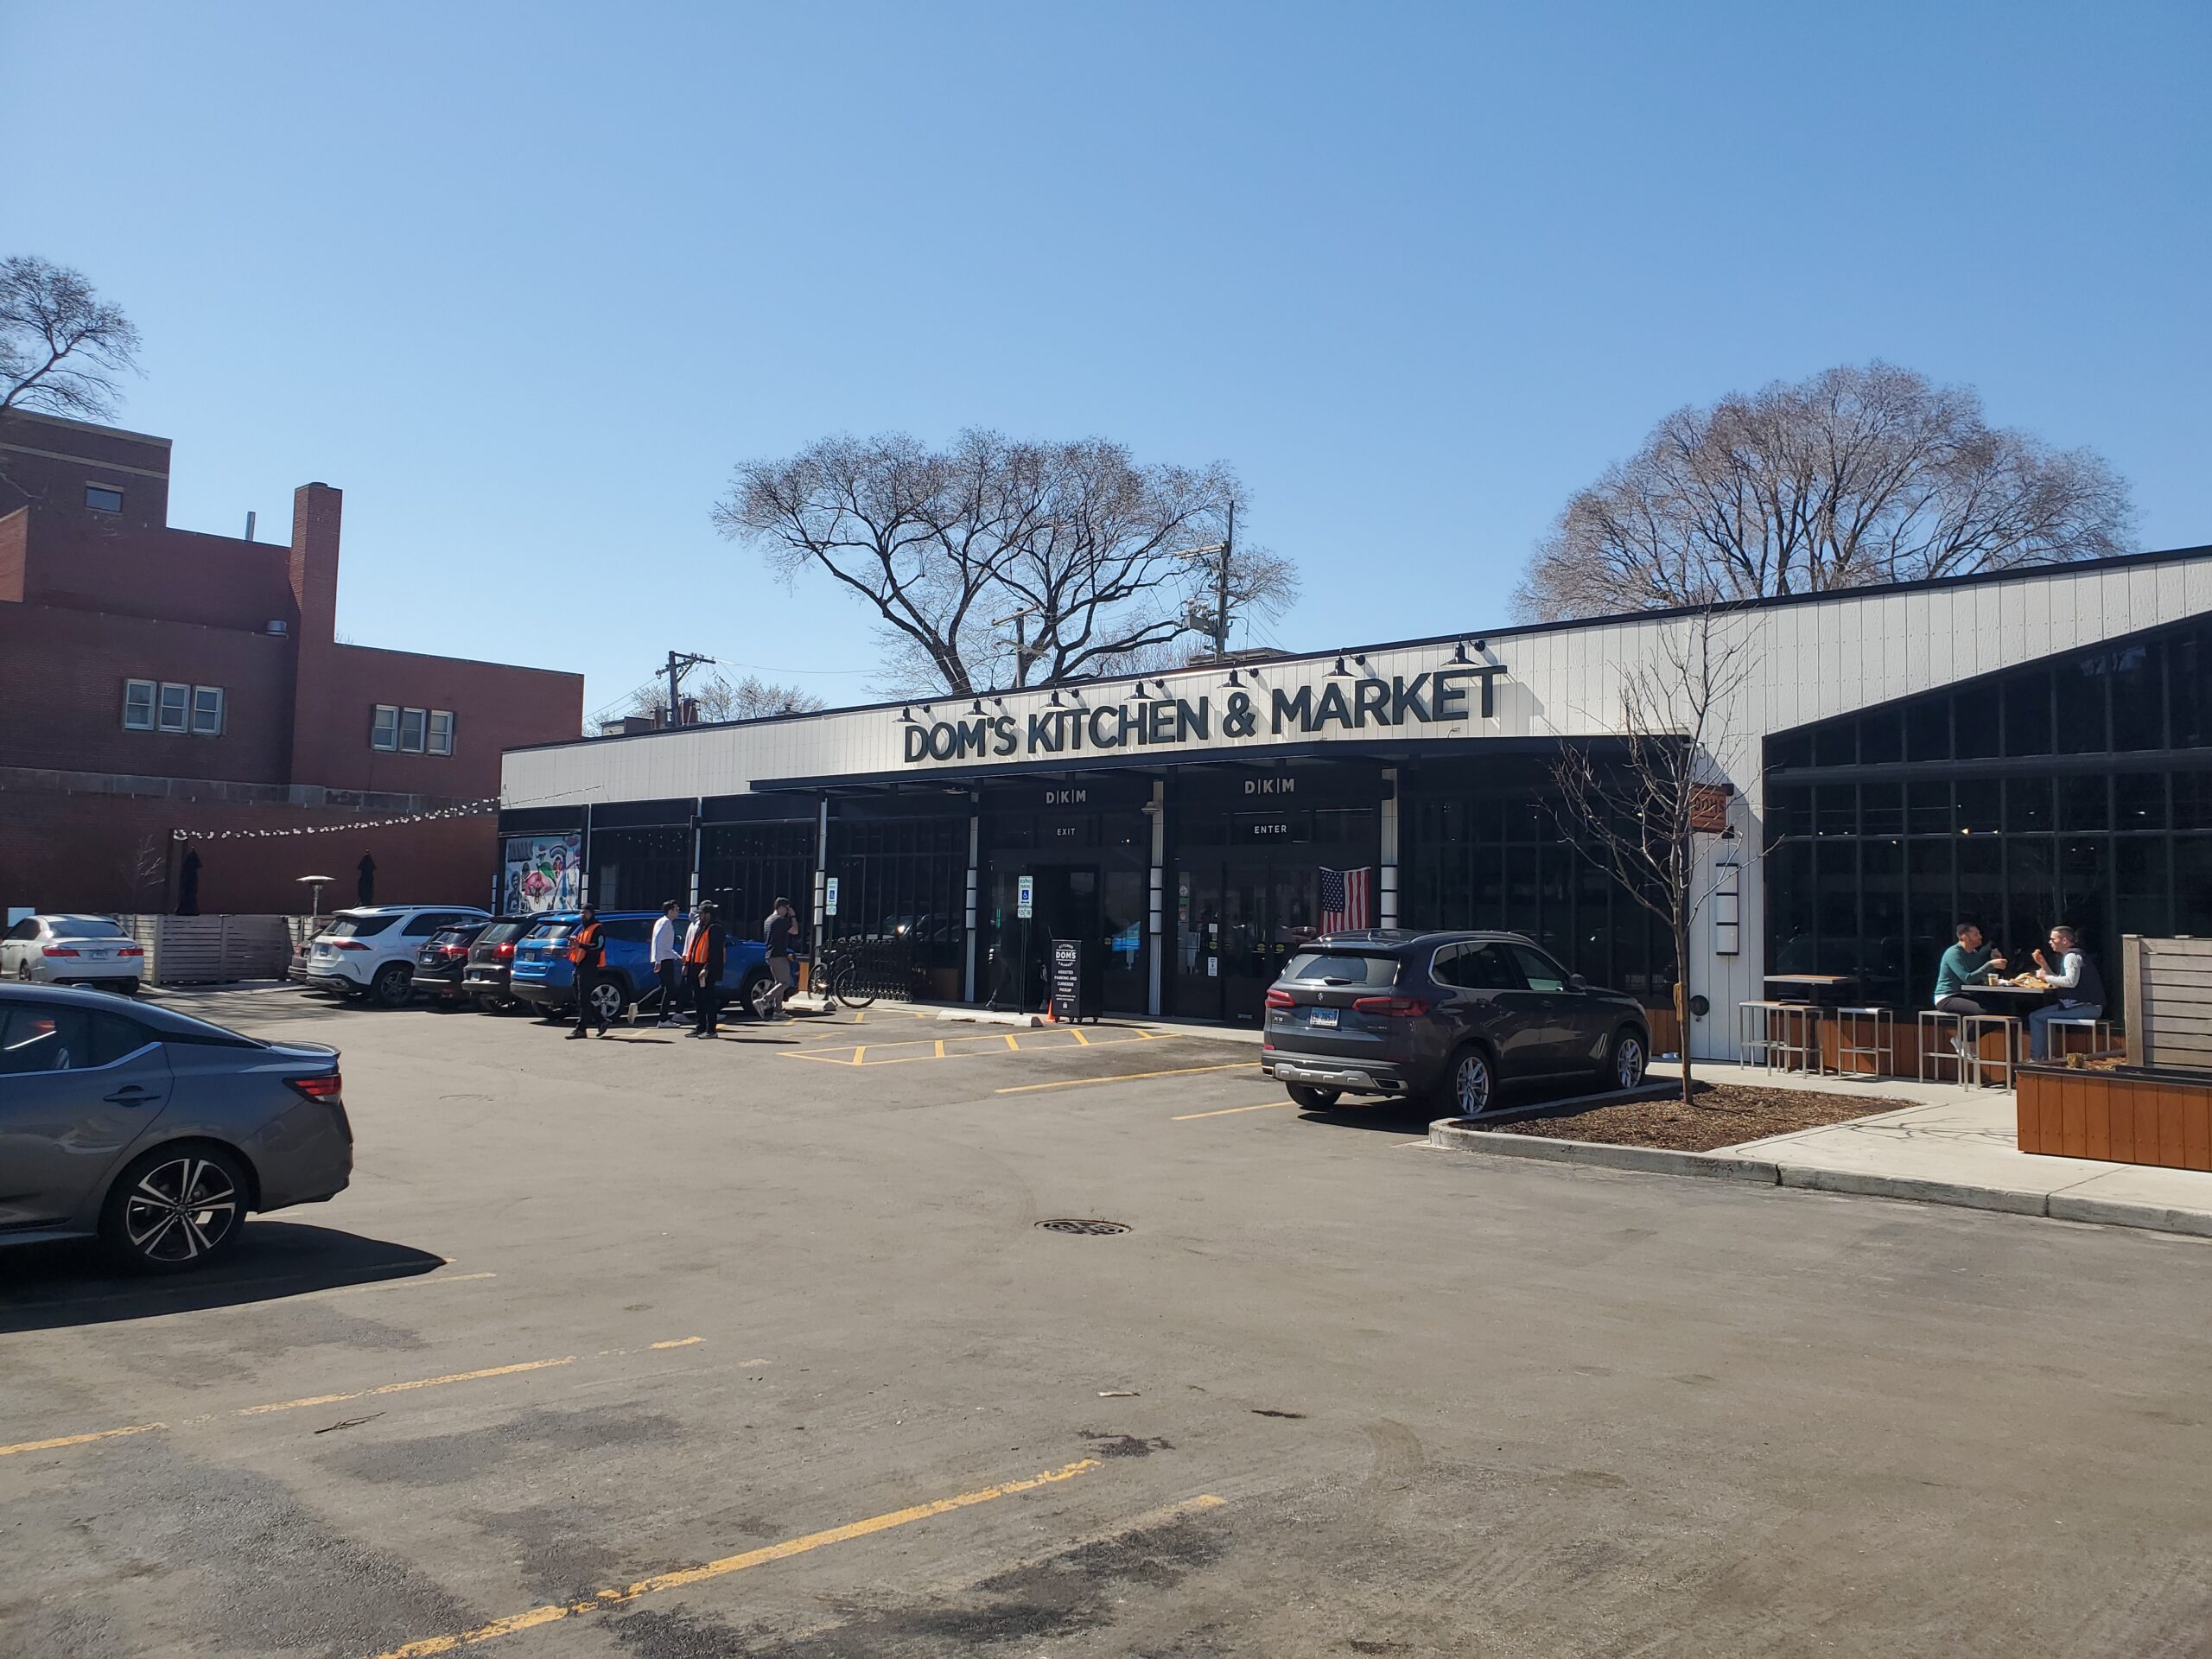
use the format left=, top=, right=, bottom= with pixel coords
left=662, top=651, right=715, bottom=727
left=1215, top=499, right=1234, bottom=658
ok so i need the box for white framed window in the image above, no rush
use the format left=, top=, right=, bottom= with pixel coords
left=399, top=707, right=427, bottom=753
left=191, top=685, right=225, bottom=736
left=85, top=485, right=124, bottom=513
left=156, top=683, right=190, bottom=733
left=427, top=709, right=454, bottom=755
left=371, top=705, right=399, bottom=751
left=123, top=679, right=156, bottom=730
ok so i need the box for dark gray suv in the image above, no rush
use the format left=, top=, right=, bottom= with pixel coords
left=1260, top=931, right=1649, bottom=1117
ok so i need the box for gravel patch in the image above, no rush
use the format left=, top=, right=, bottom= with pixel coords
left=1483, top=1083, right=1913, bottom=1153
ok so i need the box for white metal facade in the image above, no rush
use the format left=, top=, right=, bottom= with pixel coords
left=503, top=550, right=2212, bottom=1057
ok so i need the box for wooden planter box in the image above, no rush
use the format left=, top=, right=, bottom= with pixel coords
left=2017, top=1065, right=2212, bottom=1168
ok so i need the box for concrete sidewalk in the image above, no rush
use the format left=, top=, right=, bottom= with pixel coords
left=1433, top=1058, right=2212, bottom=1238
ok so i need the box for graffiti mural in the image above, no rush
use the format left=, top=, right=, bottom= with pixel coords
left=502, top=835, right=581, bottom=915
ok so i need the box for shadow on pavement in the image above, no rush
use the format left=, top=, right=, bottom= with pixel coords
left=0, top=1223, right=449, bottom=1334
left=1297, top=1078, right=1582, bottom=1135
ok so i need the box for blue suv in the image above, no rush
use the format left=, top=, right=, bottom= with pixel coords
left=510, top=912, right=772, bottom=1024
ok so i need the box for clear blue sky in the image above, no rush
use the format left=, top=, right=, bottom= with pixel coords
left=7, top=2, right=2206, bottom=720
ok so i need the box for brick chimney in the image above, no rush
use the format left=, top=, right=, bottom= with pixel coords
left=288, top=482, right=341, bottom=645
left=287, top=482, right=343, bottom=783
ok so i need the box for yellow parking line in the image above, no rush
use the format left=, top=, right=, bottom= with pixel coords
left=1173, top=1100, right=1294, bottom=1121
left=1004, top=1033, right=1020, bottom=1050
left=934, top=1038, right=945, bottom=1058
left=370, top=1457, right=1104, bottom=1658
left=1070, top=1027, right=1091, bottom=1046
left=851, top=1046, right=866, bottom=1066
left=995, top=1061, right=1259, bottom=1095
left=0, top=1421, right=166, bottom=1459
left=237, top=1356, right=576, bottom=1416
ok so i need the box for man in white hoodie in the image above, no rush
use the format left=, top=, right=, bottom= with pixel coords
left=648, top=899, right=683, bottom=1027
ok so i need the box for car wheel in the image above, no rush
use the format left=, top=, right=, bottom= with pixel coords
left=100, top=1143, right=251, bottom=1273
left=15, top=962, right=30, bottom=982
left=474, top=993, right=505, bottom=1014
left=369, top=963, right=412, bottom=1007
left=1441, top=1044, right=1497, bottom=1119
left=114, top=978, right=140, bottom=997
left=587, top=977, right=626, bottom=1023
left=1604, top=1028, right=1648, bottom=1092
left=1285, top=1084, right=1340, bottom=1110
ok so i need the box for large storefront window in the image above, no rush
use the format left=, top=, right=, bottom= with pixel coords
left=700, top=820, right=815, bottom=937
left=1764, top=619, right=2212, bottom=1013
left=1401, top=757, right=1675, bottom=1002
left=980, top=779, right=1151, bottom=1014
left=587, top=824, right=690, bottom=912
left=827, top=809, right=968, bottom=999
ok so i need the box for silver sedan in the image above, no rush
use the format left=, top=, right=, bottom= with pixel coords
left=1, top=914, right=147, bottom=994
left=0, top=984, right=353, bottom=1272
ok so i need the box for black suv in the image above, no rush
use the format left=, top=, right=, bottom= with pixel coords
left=459, top=916, right=537, bottom=1012
left=1261, top=931, right=1649, bottom=1117
left=414, top=918, right=491, bottom=1005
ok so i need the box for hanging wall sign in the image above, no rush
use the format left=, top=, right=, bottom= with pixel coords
left=898, top=659, right=1504, bottom=768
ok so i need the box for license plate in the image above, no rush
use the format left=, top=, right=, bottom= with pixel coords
left=1309, top=1007, right=1339, bottom=1029
left=85, top=949, right=111, bottom=959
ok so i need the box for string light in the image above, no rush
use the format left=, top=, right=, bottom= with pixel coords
left=168, top=786, right=599, bottom=842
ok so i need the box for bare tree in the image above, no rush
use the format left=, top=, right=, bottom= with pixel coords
left=1548, top=610, right=1755, bottom=1107
left=118, top=830, right=168, bottom=913
left=619, top=671, right=826, bottom=725
left=715, top=430, right=1295, bottom=695
left=1516, top=363, right=2133, bottom=621
left=2, top=255, right=143, bottom=419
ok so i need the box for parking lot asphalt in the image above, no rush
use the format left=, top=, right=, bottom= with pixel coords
left=4, top=988, right=2211, bottom=1659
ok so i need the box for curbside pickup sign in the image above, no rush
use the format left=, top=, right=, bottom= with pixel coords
left=898, top=658, right=1504, bottom=766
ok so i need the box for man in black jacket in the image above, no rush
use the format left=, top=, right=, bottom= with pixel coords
left=684, top=902, right=728, bottom=1038
left=566, top=906, right=610, bottom=1039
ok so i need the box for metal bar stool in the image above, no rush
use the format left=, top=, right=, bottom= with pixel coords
left=2045, top=1015, right=2115, bottom=1059
left=1738, top=1000, right=1787, bottom=1068
left=1835, top=1007, right=1892, bottom=1077
left=1961, top=1014, right=2022, bottom=1089
left=1917, top=1009, right=1966, bottom=1085
left=1769, top=1002, right=1826, bottom=1075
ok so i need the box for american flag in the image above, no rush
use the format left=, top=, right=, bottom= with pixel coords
left=1319, top=867, right=1373, bottom=933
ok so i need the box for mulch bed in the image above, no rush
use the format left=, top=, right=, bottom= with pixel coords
left=1481, top=1081, right=1916, bottom=1154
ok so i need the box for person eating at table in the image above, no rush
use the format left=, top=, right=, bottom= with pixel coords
left=2027, top=924, right=2105, bottom=1060
left=1933, top=922, right=2008, bottom=1017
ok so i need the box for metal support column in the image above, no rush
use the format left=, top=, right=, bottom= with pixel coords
left=963, top=803, right=980, bottom=1003
left=1378, top=766, right=1400, bottom=929
left=688, top=797, right=702, bottom=907
left=1147, top=777, right=1166, bottom=1018
left=810, top=796, right=830, bottom=958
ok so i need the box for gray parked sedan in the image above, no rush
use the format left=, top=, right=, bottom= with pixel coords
left=0, top=984, right=353, bottom=1272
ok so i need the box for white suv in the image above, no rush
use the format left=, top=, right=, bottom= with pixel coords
left=302, top=906, right=489, bottom=1006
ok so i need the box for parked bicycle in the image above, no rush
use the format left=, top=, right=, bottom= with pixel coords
left=810, top=943, right=877, bottom=1010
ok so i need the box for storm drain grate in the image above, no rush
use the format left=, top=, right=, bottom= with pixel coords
left=1034, top=1218, right=1131, bottom=1236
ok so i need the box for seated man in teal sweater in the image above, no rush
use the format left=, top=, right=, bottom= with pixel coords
left=1933, top=922, right=2007, bottom=1017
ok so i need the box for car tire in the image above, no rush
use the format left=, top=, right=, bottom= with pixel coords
left=474, top=993, right=507, bottom=1014
left=1285, top=1084, right=1341, bottom=1110
left=1436, top=1043, right=1497, bottom=1119
left=114, top=978, right=140, bottom=998
left=369, top=963, right=412, bottom=1007
left=99, top=1142, right=251, bottom=1274
left=587, top=977, right=627, bottom=1024
left=15, top=962, right=30, bottom=982
left=1601, top=1027, right=1648, bottom=1092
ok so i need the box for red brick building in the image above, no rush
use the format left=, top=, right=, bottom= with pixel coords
left=0, top=410, right=584, bottom=917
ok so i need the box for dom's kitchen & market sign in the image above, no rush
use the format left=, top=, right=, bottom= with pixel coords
left=900, top=664, right=1502, bottom=766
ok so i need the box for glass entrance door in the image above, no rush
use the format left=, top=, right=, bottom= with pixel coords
left=982, top=866, right=1103, bottom=1011
left=1177, top=855, right=1321, bottom=1023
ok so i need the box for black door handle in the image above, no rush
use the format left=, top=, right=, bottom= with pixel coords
left=104, top=1086, right=160, bottom=1104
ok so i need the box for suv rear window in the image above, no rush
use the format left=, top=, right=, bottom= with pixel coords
left=1282, top=950, right=1400, bottom=987
left=323, top=913, right=397, bottom=939
left=479, top=920, right=533, bottom=944
left=529, top=923, right=573, bottom=945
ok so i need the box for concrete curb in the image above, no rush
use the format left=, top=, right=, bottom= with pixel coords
left=1426, top=1122, right=2212, bottom=1239
left=936, top=1008, right=1045, bottom=1028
